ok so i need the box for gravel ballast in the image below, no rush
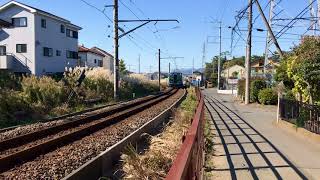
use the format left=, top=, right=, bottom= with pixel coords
left=0, top=90, right=184, bottom=179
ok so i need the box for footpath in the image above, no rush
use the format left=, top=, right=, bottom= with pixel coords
left=203, top=88, right=320, bottom=180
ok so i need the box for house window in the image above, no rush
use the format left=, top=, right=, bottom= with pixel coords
left=0, top=46, right=6, bottom=56
left=98, top=60, right=103, bottom=67
left=56, top=50, right=61, bottom=56
left=66, top=29, right=71, bottom=37
left=94, top=59, right=97, bottom=64
left=12, top=17, right=27, bottom=27
left=16, top=44, right=27, bottom=53
left=41, top=19, right=46, bottom=28
left=43, top=47, right=53, bottom=57
left=72, top=31, right=78, bottom=39
left=66, top=28, right=78, bottom=39
left=66, top=50, right=78, bottom=59
left=60, top=25, right=65, bottom=33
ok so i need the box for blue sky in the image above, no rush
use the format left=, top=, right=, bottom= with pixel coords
left=4, top=0, right=315, bottom=73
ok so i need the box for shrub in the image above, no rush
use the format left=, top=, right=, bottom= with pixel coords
left=0, top=90, right=31, bottom=128
left=250, top=79, right=267, bottom=102
left=0, top=71, right=21, bottom=90
left=21, top=76, right=67, bottom=110
left=120, top=74, right=158, bottom=99
left=284, top=89, right=295, bottom=100
left=237, top=79, right=245, bottom=101
left=258, top=88, right=277, bottom=105
left=82, top=77, right=113, bottom=101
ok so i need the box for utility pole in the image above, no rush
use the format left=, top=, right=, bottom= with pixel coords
left=264, top=0, right=275, bottom=74
left=128, top=64, right=133, bottom=72
left=138, top=54, right=141, bottom=74
left=169, top=62, right=171, bottom=74
left=158, top=49, right=161, bottom=91
left=318, top=0, right=320, bottom=29
left=245, top=0, right=253, bottom=105
left=202, top=42, right=206, bottom=73
left=255, top=0, right=283, bottom=58
left=309, top=0, right=317, bottom=35
left=113, top=0, right=119, bottom=100
left=192, top=57, right=194, bottom=75
left=218, top=21, right=222, bottom=90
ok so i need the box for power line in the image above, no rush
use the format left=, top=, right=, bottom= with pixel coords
left=79, top=0, right=113, bottom=23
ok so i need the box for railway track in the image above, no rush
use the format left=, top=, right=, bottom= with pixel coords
left=0, top=88, right=179, bottom=174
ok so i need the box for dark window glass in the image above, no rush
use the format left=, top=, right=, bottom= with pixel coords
left=72, top=31, right=78, bottom=39
left=43, top=47, right=53, bottom=57
left=16, top=44, right=27, bottom=53
left=12, top=17, right=27, bottom=27
left=66, top=28, right=78, bottom=39
left=0, top=46, right=6, bottom=56
left=41, top=19, right=46, bottom=28
left=98, top=60, right=103, bottom=67
left=61, top=25, right=65, bottom=33
left=66, top=29, right=71, bottom=37
left=66, top=51, right=78, bottom=59
left=94, top=59, right=97, bottom=64
left=73, top=52, right=78, bottom=59
left=56, top=50, right=61, bottom=56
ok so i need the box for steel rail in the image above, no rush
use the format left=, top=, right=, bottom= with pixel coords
left=0, top=89, right=178, bottom=173
left=0, top=89, right=172, bottom=152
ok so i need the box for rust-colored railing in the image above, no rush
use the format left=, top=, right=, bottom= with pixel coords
left=166, top=88, right=205, bottom=180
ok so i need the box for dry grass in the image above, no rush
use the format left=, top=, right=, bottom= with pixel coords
left=121, top=88, right=197, bottom=179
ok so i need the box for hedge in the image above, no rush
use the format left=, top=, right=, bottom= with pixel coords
left=250, top=79, right=267, bottom=102
left=258, top=88, right=277, bottom=105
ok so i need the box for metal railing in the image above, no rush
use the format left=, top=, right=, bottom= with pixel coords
left=279, top=98, right=320, bottom=134
left=166, top=88, right=205, bottom=180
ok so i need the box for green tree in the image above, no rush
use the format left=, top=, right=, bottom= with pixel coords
left=286, top=36, right=320, bottom=104
left=274, top=54, right=294, bottom=89
left=204, top=56, right=220, bottom=86
left=223, top=56, right=245, bottom=69
left=119, top=59, right=128, bottom=76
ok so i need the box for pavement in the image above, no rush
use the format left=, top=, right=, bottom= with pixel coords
left=203, top=88, right=320, bottom=180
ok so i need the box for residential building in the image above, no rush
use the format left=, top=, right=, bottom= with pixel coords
left=78, top=46, right=114, bottom=72
left=251, top=59, right=264, bottom=75
left=78, top=45, right=104, bottom=68
left=91, top=46, right=114, bottom=73
left=222, top=65, right=245, bottom=79
left=0, top=1, right=81, bottom=76
left=251, top=59, right=279, bottom=77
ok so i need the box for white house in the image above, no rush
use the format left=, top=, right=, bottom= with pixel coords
left=221, top=65, right=245, bottom=79
left=0, top=1, right=81, bottom=76
left=91, top=46, right=114, bottom=73
left=78, top=45, right=104, bottom=68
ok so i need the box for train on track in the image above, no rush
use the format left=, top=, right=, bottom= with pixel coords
left=168, top=72, right=184, bottom=88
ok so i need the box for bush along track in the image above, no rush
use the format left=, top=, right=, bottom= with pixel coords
left=120, top=88, right=198, bottom=179
left=0, top=68, right=159, bottom=129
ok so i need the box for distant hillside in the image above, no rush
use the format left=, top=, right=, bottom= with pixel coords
left=172, top=68, right=204, bottom=75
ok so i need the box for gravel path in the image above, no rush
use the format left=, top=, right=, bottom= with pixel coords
left=0, top=90, right=183, bottom=179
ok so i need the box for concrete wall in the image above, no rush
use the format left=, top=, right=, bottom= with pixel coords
left=103, top=54, right=114, bottom=73
left=34, top=14, right=79, bottom=75
left=0, top=6, right=35, bottom=73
